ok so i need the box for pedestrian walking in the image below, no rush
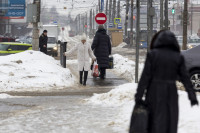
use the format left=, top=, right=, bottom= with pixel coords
left=134, top=30, right=198, bottom=133
left=39, top=30, right=48, bottom=54
left=64, top=34, right=96, bottom=86
left=92, top=25, right=112, bottom=79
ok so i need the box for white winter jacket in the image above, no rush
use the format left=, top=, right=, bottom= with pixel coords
left=65, top=42, right=96, bottom=71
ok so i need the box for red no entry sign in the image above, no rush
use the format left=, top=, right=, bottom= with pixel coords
left=95, top=13, right=107, bottom=25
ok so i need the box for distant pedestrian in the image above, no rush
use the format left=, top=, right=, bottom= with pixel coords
left=39, top=30, right=48, bottom=54
left=92, top=25, right=112, bottom=79
left=64, top=34, right=96, bottom=86
left=134, top=30, right=198, bottom=133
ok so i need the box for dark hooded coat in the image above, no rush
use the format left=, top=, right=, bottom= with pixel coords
left=39, top=33, right=48, bottom=54
left=135, top=30, right=197, bottom=133
left=92, top=29, right=111, bottom=68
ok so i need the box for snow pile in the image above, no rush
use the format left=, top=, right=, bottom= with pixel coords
left=116, top=42, right=127, bottom=48
left=0, top=93, right=15, bottom=99
left=0, top=51, right=74, bottom=92
left=113, top=54, right=144, bottom=82
left=87, top=83, right=137, bottom=106
left=178, top=91, right=200, bottom=133
left=86, top=83, right=136, bottom=132
left=87, top=83, right=200, bottom=133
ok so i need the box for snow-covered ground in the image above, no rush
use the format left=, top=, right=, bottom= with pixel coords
left=0, top=51, right=75, bottom=92
left=112, top=54, right=144, bottom=82
left=86, top=83, right=200, bottom=133
left=0, top=93, right=17, bottom=99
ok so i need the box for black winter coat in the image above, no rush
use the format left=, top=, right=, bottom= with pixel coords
left=92, top=29, right=111, bottom=68
left=39, top=34, right=48, bottom=53
left=135, top=31, right=197, bottom=133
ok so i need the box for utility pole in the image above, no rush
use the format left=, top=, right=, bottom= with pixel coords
left=93, top=9, right=95, bottom=34
left=82, top=15, right=84, bottom=34
left=182, top=0, right=188, bottom=50
left=117, top=0, right=121, bottom=18
left=78, top=14, right=80, bottom=33
left=32, top=0, right=40, bottom=51
left=72, top=0, right=74, bottom=9
left=90, top=9, right=92, bottom=37
left=105, top=0, right=109, bottom=29
left=96, top=5, right=99, bottom=29
left=135, top=0, right=140, bottom=83
left=160, top=0, right=164, bottom=30
left=130, top=0, right=134, bottom=47
left=125, top=0, right=130, bottom=37
left=112, top=0, right=116, bottom=24
left=191, top=0, right=193, bottom=35
left=106, top=0, right=108, bottom=15
left=85, top=12, right=88, bottom=35
left=99, top=0, right=101, bottom=12
left=164, top=0, right=168, bottom=29
left=173, top=8, right=175, bottom=30
left=147, top=0, right=154, bottom=52
left=109, top=0, right=112, bottom=23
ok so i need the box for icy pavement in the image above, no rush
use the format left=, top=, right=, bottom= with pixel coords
left=0, top=96, right=119, bottom=133
left=87, top=83, right=200, bottom=133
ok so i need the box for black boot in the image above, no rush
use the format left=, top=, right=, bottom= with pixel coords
left=79, top=71, right=83, bottom=84
left=100, top=68, right=106, bottom=79
left=83, top=71, right=88, bottom=86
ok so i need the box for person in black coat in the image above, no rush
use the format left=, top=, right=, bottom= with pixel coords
left=92, top=25, right=112, bottom=79
left=135, top=30, right=198, bottom=133
left=39, top=30, right=48, bottom=54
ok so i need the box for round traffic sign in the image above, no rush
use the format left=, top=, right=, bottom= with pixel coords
left=95, top=13, right=107, bottom=25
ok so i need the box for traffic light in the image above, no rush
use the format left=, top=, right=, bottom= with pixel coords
left=172, top=8, right=175, bottom=14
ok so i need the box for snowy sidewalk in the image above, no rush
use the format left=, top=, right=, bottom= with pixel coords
left=87, top=83, right=200, bottom=133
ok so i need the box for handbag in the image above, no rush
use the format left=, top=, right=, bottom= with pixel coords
left=90, top=60, right=94, bottom=70
left=129, top=102, right=149, bottom=133
left=92, top=61, right=99, bottom=77
left=108, top=56, right=114, bottom=69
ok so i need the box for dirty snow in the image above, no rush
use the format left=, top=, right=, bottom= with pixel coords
left=0, top=93, right=15, bottom=99
left=116, top=42, right=127, bottom=48
left=87, top=83, right=200, bottom=133
left=112, top=54, right=144, bottom=82
left=0, top=51, right=74, bottom=92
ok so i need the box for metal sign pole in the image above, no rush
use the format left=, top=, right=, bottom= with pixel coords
left=60, top=43, right=63, bottom=66
left=101, top=0, right=104, bottom=12
left=63, top=42, right=67, bottom=68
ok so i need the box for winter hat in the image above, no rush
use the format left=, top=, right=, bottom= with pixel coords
left=81, top=34, right=87, bottom=41
left=43, top=30, right=47, bottom=33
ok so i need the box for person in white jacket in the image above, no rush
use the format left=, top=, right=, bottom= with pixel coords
left=64, top=34, right=96, bottom=86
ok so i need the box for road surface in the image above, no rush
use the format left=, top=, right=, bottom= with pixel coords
left=0, top=60, right=128, bottom=133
